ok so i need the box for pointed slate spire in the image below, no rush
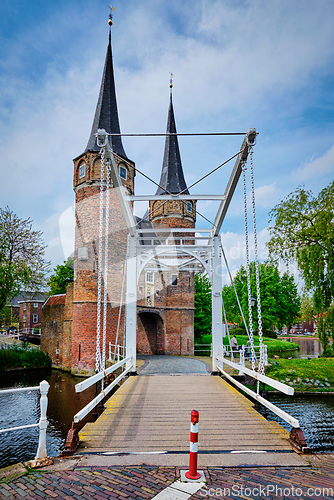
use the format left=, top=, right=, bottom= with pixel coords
left=85, top=30, right=127, bottom=158
left=155, top=80, right=189, bottom=195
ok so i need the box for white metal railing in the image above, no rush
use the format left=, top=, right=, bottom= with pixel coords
left=108, top=343, right=125, bottom=362
left=74, top=356, right=133, bottom=423
left=0, top=380, right=50, bottom=462
left=194, top=343, right=212, bottom=356
left=223, top=343, right=268, bottom=367
left=216, top=355, right=300, bottom=428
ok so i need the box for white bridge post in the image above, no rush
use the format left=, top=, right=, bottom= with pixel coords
left=33, top=380, right=50, bottom=463
left=126, top=235, right=137, bottom=373
left=212, top=236, right=223, bottom=372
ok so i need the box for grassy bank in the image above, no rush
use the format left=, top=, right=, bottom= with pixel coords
left=266, top=357, right=334, bottom=392
left=0, top=344, right=51, bottom=371
left=199, top=334, right=300, bottom=353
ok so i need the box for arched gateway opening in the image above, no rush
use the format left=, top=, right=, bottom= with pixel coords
left=137, top=310, right=164, bottom=355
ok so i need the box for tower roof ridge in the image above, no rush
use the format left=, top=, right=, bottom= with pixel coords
left=155, top=91, right=189, bottom=195
left=85, top=32, right=127, bottom=158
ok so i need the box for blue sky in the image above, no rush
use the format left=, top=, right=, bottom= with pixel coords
left=1, top=0, right=333, bottom=283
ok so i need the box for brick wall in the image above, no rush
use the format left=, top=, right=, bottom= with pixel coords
left=40, top=284, right=73, bottom=369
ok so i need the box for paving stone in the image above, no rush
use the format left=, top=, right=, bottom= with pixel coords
left=0, top=458, right=333, bottom=499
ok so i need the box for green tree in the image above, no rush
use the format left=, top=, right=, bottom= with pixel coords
left=267, top=181, right=334, bottom=310
left=300, top=295, right=334, bottom=355
left=222, top=262, right=301, bottom=334
left=0, top=306, right=19, bottom=327
left=48, top=258, right=74, bottom=295
left=0, top=206, right=49, bottom=314
left=300, top=295, right=316, bottom=323
left=194, top=273, right=212, bottom=341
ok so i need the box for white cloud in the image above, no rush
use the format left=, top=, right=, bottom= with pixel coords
left=2, top=0, right=334, bottom=269
left=220, top=228, right=270, bottom=284
left=59, top=205, right=75, bottom=260
left=295, top=144, right=334, bottom=181
left=253, top=183, right=278, bottom=208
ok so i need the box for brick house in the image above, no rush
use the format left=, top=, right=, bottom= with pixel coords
left=17, top=292, right=47, bottom=331
left=41, top=27, right=197, bottom=374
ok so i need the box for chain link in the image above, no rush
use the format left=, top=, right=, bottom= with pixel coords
left=102, top=159, right=111, bottom=372
left=96, top=148, right=105, bottom=373
left=242, top=161, right=257, bottom=371
left=249, top=146, right=265, bottom=374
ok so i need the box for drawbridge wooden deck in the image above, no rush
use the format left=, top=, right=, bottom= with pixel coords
left=78, top=373, right=307, bottom=467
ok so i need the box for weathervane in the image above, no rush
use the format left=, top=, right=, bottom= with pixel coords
left=108, top=5, right=115, bottom=26
left=169, top=72, right=173, bottom=96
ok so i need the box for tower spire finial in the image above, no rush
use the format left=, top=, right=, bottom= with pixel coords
left=169, top=72, right=173, bottom=98
left=108, top=5, right=115, bottom=30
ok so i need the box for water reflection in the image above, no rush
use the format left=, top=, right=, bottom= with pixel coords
left=0, top=369, right=95, bottom=468
left=274, top=337, right=323, bottom=359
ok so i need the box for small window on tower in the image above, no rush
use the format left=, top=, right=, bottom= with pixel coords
left=146, top=272, right=154, bottom=283
left=79, top=164, right=86, bottom=178
left=187, top=201, right=192, bottom=212
left=172, top=275, right=178, bottom=286
left=120, top=166, right=127, bottom=179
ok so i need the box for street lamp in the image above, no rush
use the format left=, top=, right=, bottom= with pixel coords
left=250, top=295, right=256, bottom=308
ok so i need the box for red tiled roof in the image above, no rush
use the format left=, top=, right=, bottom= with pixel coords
left=43, top=294, right=66, bottom=307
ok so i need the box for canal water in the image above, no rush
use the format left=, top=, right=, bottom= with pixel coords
left=279, top=336, right=323, bottom=358
left=259, top=393, right=334, bottom=453
left=0, top=369, right=95, bottom=469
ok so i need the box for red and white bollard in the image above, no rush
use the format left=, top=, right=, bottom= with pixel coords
left=185, top=410, right=201, bottom=480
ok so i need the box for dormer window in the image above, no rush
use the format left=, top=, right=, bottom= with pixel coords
left=187, top=201, right=192, bottom=212
left=120, top=165, right=127, bottom=180
left=79, top=164, right=86, bottom=178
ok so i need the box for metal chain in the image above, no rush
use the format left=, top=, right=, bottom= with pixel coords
left=249, top=146, right=265, bottom=375
left=242, top=161, right=257, bottom=371
left=96, top=148, right=105, bottom=372
left=102, top=159, right=111, bottom=372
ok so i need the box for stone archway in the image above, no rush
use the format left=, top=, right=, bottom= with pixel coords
left=137, top=310, right=165, bottom=355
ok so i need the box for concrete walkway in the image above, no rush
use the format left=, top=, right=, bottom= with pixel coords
left=1, top=454, right=334, bottom=499
left=137, top=355, right=211, bottom=375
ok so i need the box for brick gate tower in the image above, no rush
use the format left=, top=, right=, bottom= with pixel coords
left=136, top=82, right=197, bottom=356
left=42, top=25, right=197, bottom=373
left=71, top=26, right=135, bottom=374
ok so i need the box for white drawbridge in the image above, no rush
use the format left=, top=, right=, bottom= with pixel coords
left=73, top=127, right=310, bottom=453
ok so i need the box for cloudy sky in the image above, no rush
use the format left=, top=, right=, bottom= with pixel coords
left=1, top=0, right=333, bottom=283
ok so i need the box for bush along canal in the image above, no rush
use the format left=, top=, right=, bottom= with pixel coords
left=0, top=342, right=51, bottom=371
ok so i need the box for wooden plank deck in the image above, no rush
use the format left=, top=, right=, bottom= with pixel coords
left=78, top=374, right=307, bottom=467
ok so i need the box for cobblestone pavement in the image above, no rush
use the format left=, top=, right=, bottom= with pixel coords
left=137, top=356, right=211, bottom=375
left=1, top=455, right=334, bottom=499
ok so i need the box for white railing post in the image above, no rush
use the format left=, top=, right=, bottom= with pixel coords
left=109, top=342, right=111, bottom=361
left=126, top=235, right=137, bottom=373
left=31, top=380, right=50, bottom=466
left=212, top=236, right=223, bottom=372
left=239, top=346, right=245, bottom=375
